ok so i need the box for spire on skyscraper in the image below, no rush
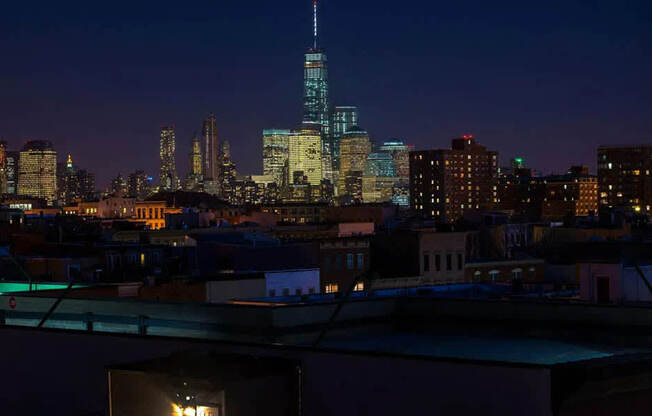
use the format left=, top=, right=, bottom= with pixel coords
left=313, top=0, right=318, bottom=50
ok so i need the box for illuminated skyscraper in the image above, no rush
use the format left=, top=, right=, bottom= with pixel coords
left=57, top=154, right=76, bottom=203
left=338, top=126, right=371, bottom=200
left=190, top=134, right=202, bottom=177
left=77, top=169, right=96, bottom=201
left=128, top=170, right=152, bottom=199
left=0, top=141, right=7, bottom=194
left=159, top=125, right=178, bottom=191
left=219, top=140, right=237, bottom=202
left=303, top=1, right=330, bottom=163
left=379, top=139, right=411, bottom=179
left=6, top=151, right=19, bottom=195
left=184, top=134, right=203, bottom=192
left=378, top=140, right=412, bottom=206
left=362, top=152, right=398, bottom=203
left=331, top=106, right=358, bottom=174
left=289, top=124, right=322, bottom=186
left=366, top=152, right=396, bottom=177
left=110, top=173, right=129, bottom=197
left=262, top=129, right=290, bottom=186
left=202, top=114, right=219, bottom=181
left=18, top=140, right=57, bottom=205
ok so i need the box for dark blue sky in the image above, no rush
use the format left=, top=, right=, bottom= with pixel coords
left=1, top=0, right=651, bottom=187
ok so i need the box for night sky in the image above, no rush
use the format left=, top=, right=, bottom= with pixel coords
left=1, top=0, right=651, bottom=187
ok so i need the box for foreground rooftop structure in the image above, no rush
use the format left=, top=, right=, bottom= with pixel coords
left=2, top=283, right=652, bottom=414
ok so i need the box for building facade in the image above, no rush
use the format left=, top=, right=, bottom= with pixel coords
left=288, top=125, right=322, bottom=187
left=379, top=140, right=411, bottom=179
left=303, top=51, right=330, bottom=148
left=202, top=114, right=219, bottom=181
left=597, top=145, right=652, bottom=216
left=134, top=201, right=182, bottom=230
left=339, top=127, right=372, bottom=202
left=56, top=154, right=88, bottom=204
left=218, top=140, right=237, bottom=201
left=128, top=170, right=152, bottom=199
left=410, top=136, right=498, bottom=221
left=184, top=134, right=203, bottom=192
left=0, top=141, right=7, bottom=194
left=6, top=150, right=19, bottom=195
left=158, top=125, right=178, bottom=191
left=18, top=140, right=57, bottom=205
left=362, top=152, right=397, bottom=203
left=190, top=134, right=202, bottom=177
left=262, top=129, right=290, bottom=187
left=320, top=237, right=370, bottom=294
left=331, top=106, right=359, bottom=178
left=109, top=173, right=128, bottom=197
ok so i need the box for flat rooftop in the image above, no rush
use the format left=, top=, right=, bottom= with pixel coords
left=2, top=286, right=652, bottom=368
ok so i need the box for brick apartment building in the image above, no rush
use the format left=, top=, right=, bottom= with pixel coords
left=410, top=136, right=498, bottom=222
left=598, top=144, right=652, bottom=216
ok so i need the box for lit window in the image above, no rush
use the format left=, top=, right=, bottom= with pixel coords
left=353, top=282, right=364, bottom=291
left=325, top=283, right=339, bottom=294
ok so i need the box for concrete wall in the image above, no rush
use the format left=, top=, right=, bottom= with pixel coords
left=579, top=263, right=622, bottom=303
left=265, top=269, right=320, bottom=296
left=622, top=266, right=652, bottom=303
left=207, top=279, right=266, bottom=303
left=419, top=232, right=467, bottom=283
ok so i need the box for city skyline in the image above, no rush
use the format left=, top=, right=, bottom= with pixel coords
left=1, top=1, right=651, bottom=187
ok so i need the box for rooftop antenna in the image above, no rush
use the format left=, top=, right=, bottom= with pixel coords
left=313, top=0, right=318, bottom=50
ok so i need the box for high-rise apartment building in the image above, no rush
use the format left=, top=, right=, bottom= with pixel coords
left=497, top=166, right=598, bottom=221
left=202, top=114, right=219, bottom=181
left=288, top=124, right=322, bottom=186
left=410, top=136, right=498, bottom=221
left=541, top=174, right=598, bottom=219
left=338, top=126, right=371, bottom=200
left=262, top=129, right=290, bottom=186
left=18, top=140, right=57, bottom=205
left=159, top=125, right=178, bottom=191
left=598, top=145, right=652, bottom=215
